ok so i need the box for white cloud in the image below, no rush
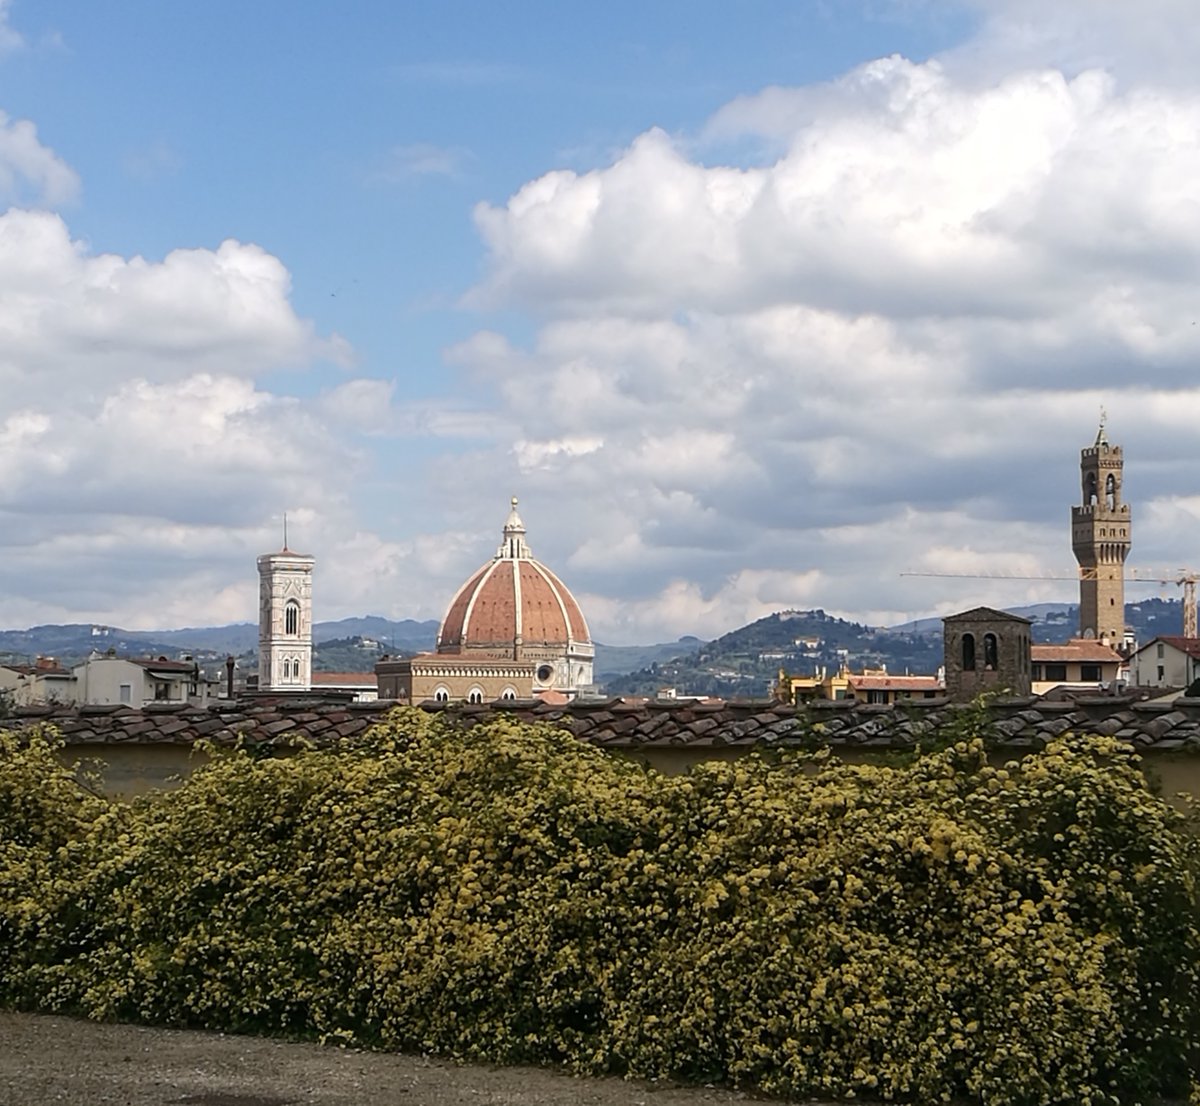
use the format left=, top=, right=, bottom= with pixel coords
left=0, top=210, right=347, bottom=395
left=0, top=111, right=78, bottom=206
left=445, top=30, right=1200, bottom=642
left=11, top=1, right=1200, bottom=649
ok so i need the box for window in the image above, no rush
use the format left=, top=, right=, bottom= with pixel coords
left=467, top=687, right=484, bottom=704
left=285, top=601, right=300, bottom=636
left=154, top=682, right=170, bottom=701
left=1157, top=643, right=1165, bottom=658
left=119, top=683, right=131, bottom=705
left=501, top=687, right=517, bottom=701
left=1105, top=473, right=1117, bottom=510
left=1081, top=664, right=1101, bottom=682
left=961, top=633, right=976, bottom=672
left=1158, top=665, right=1166, bottom=681
left=1032, top=664, right=1043, bottom=681
left=536, top=664, right=554, bottom=683
left=1084, top=472, right=1097, bottom=505
left=867, top=690, right=888, bottom=704
left=983, top=633, right=998, bottom=670
left=1044, top=664, right=1068, bottom=681
left=433, top=687, right=449, bottom=703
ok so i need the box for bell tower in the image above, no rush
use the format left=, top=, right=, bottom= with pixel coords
left=257, top=530, right=314, bottom=692
left=1070, top=418, right=1130, bottom=641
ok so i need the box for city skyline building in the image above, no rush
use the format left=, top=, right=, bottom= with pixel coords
left=257, top=538, right=315, bottom=693
left=1071, top=419, right=1131, bottom=642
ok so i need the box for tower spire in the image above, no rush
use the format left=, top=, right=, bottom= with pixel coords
left=283, top=511, right=289, bottom=552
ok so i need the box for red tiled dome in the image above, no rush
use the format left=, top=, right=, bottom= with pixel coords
left=437, top=500, right=591, bottom=654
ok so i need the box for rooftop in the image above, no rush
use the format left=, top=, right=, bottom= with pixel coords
left=4, top=692, right=1200, bottom=754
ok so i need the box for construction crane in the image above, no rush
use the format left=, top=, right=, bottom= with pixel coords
left=900, top=568, right=1199, bottom=637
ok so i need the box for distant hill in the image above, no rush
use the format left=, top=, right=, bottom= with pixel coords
left=2, top=597, right=1189, bottom=686
left=886, top=598, right=1189, bottom=644
left=603, top=609, right=940, bottom=699
left=0, top=618, right=440, bottom=672
left=0, top=620, right=704, bottom=679
left=602, top=598, right=1194, bottom=699
left=593, top=637, right=705, bottom=680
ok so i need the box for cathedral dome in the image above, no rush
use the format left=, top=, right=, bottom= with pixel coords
left=437, top=499, right=591, bottom=657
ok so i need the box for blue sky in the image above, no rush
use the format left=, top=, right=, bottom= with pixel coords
left=2, top=0, right=1200, bottom=643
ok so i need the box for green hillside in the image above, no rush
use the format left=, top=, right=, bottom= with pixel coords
left=603, top=609, right=943, bottom=699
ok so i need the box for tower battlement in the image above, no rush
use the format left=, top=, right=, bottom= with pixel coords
left=1071, top=422, right=1130, bottom=640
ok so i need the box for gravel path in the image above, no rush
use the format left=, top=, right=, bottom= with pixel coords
left=0, top=1011, right=824, bottom=1106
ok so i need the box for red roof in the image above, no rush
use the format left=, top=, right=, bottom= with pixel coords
left=1147, top=636, right=1200, bottom=661
left=1031, top=640, right=1122, bottom=663
left=311, top=672, right=378, bottom=687
left=848, top=675, right=942, bottom=692
left=438, top=558, right=590, bottom=653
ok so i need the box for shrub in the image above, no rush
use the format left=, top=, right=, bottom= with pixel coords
left=1, top=711, right=1197, bottom=1105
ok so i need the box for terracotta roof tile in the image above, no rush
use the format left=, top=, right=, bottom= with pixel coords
left=5, top=691, right=1200, bottom=757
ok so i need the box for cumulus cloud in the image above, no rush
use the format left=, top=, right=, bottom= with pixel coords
left=448, top=21, right=1200, bottom=641
left=0, top=135, right=380, bottom=630
left=0, top=210, right=348, bottom=396
left=10, top=0, right=1200, bottom=646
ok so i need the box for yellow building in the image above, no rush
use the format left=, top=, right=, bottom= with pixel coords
left=776, top=665, right=851, bottom=704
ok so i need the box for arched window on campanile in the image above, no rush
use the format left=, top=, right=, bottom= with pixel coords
left=962, top=633, right=976, bottom=672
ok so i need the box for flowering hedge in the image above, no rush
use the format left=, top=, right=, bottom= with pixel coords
left=1, top=711, right=1198, bottom=1104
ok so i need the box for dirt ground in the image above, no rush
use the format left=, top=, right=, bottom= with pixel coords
left=0, top=1011, right=831, bottom=1106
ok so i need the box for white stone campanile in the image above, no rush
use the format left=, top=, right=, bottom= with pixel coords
left=257, top=546, right=314, bottom=692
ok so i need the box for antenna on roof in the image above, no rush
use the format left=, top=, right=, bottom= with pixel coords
left=283, top=512, right=289, bottom=552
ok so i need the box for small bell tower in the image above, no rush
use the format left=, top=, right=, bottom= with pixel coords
left=1071, top=415, right=1130, bottom=641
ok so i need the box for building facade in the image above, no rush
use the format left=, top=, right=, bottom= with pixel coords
left=1129, top=636, right=1200, bottom=691
left=1030, top=639, right=1123, bottom=696
left=0, top=658, right=74, bottom=705
left=1071, top=420, right=1131, bottom=642
left=1, top=654, right=215, bottom=707
left=257, top=545, right=314, bottom=692
left=376, top=499, right=593, bottom=704
left=943, top=606, right=1032, bottom=702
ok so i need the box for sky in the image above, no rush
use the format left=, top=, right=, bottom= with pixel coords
left=2, top=0, right=1200, bottom=644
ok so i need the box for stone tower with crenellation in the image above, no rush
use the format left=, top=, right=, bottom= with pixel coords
left=1071, top=419, right=1130, bottom=642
